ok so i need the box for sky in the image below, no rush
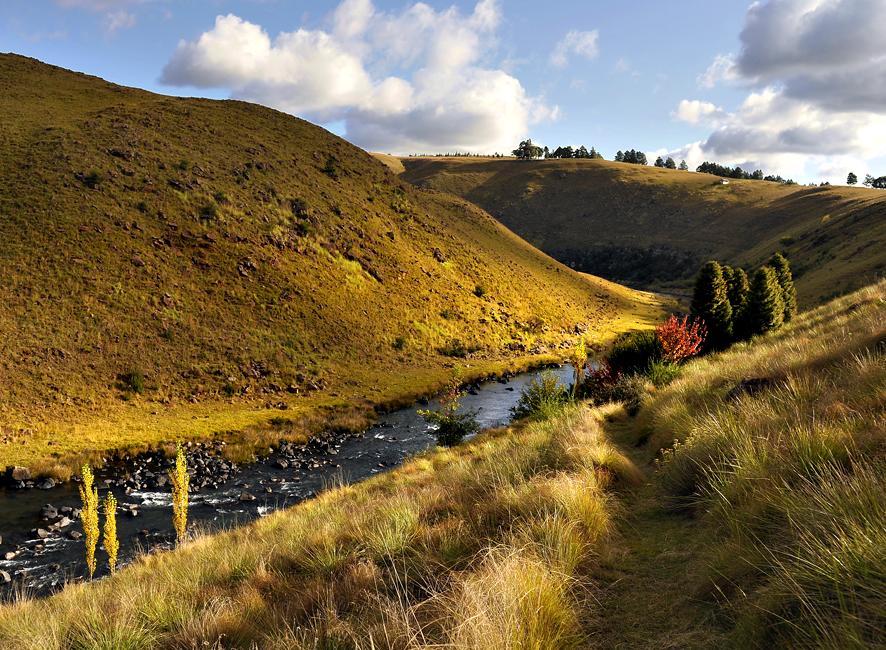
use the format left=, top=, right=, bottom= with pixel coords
left=1, top=0, right=885, bottom=184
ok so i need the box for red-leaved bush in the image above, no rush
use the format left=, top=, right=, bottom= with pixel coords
left=656, top=315, right=707, bottom=364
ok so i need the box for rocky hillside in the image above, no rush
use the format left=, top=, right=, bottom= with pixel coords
left=401, top=156, right=886, bottom=304
left=0, top=55, right=661, bottom=473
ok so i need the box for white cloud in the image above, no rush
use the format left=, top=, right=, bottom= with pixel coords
left=672, top=100, right=723, bottom=125
left=104, top=10, right=136, bottom=34
left=678, top=0, right=886, bottom=183
left=550, top=30, right=599, bottom=67
left=161, top=0, right=555, bottom=154
left=697, top=54, right=737, bottom=88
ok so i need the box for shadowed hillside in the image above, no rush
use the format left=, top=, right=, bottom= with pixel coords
left=0, top=55, right=663, bottom=475
left=401, top=156, right=886, bottom=304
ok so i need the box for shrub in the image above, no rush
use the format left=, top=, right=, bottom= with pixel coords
left=198, top=202, right=218, bottom=222
left=212, top=191, right=229, bottom=204
left=322, top=156, right=339, bottom=179
left=120, top=369, right=145, bottom=394
left=419, top=376, right=479, bottom=446
left=578, top=361, right=621, bottom=403
left=646, top=360, right=681, bottom=387
left=608, top=330, right=661, bottom=376
left=609, top=374, right=650, bottom=416
left=656, top=315, right=706, bottom=364
left=82, top=170, right=103, bottom=188
left=392, top=336, right=406, bottom=350
left=512, top=371, right=569, bottom=420
left=439, top=338, right=477, bottom=358
left=473, top=284, right=487, bottom=298
left=78, top=464, right=100, bottom=579
left=170, top=444, right=189, bottom=544
left=103, top=493, right=119, bottom=574
left=175, top=159, right=189, bottom=171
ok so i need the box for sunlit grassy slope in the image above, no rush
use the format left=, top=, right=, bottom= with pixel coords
left=0, top=55, right=664, bottom=474
left=400, top=156, right=886, bottom=305
left=2, top=281, right=881, bottom=648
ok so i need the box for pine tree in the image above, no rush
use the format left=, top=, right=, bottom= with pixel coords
left=726, top=267, right=751, bottom=338
left=747, top=266, right=784, bottom=336
left=690, top=260, right=733, bottom=349
left=679, top=159, right=689, bottom=171
left=615, top=150, right=624, bottom=162
left=769, top=252, right=797, bottom=321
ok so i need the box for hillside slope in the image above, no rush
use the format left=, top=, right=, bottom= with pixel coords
left=0, top=55, right=662, bottom=473
left=401, top=157, right=886, bottom=304
left=2, top=280, right=881, bottom=648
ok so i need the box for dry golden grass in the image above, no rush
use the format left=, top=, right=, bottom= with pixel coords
left=0, top=403, right=638, bottom=648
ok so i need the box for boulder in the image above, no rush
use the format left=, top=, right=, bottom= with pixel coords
left=239, top=491, right=256, bottom=502
left=0, top=570, right=10, bottom=584
left=36, top=478, right=56, bottom=490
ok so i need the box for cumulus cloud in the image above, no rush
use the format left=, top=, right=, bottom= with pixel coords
left=161, top=0, right=553, bottom=153
left=672, top=100, right=723, bottom=125
left=676, top=0, right=886, bottom=183
left=550, top=30, right=599, bottom=67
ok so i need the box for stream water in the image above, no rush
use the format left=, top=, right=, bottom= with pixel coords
left=0, top=364, right=573, bottom=599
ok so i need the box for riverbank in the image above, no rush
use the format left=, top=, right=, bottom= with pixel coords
left=2, top=353, right=577, bottom=484
left=0, top=365, right=574, bottom=598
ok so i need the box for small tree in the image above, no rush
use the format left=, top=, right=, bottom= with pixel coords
left=170, top=444, right=190, bottom=545
left=78, top=464, right=100, bottom=579
left=769, top=252, right=797, bottom=321
left=665, top=157, right=677, bottom=169
left=863, top=174, right=874, bottom=187
left=847, top=172, right=858, bottom=185
left=654, top=156, right=666, bottom=168
left=747, top=266, right=784, bottom=336
left=615, top=150, right=624, bottom=162
left=690, top=261, right=733, bottom=349
left=419, top=373, right=479, bottom=446
left=678, top=160, right=689, bottom=171
left=103, top=493, right=119, bottom=574
left=656, top=315, right=706, bottom=364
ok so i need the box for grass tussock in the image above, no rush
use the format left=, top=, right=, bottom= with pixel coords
left=642, top=280, right=886, bottom=647
left=0, top=403, right=638, bottom=648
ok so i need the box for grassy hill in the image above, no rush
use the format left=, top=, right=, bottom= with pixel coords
left=400, top=156, right=886, bottom=305
left=0, top=55, right=663, bottom=477
left=2, top=279, right=881, bottom=648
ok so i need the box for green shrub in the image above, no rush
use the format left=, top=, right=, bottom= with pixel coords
left=176, top=159, right=189, bottom=171
left=419, top=377, right=479, bottom=446
left=439, top=339, right=477, bottom=358
left=474, top=284, right=487, bottom=298
left=120, top=369, right=145, bottom=394
left=646, top=361, right=681, bottom=387
left=82, top=170, right=103, bottom=188
left=512, top=371, right=569, bottom=420
left=608, top=330, right=661, bottom=376
left=392, top=336, right=406, bottom=350
left=609, top=375, right=649, bottom=416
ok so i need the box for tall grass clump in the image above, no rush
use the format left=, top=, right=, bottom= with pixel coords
left=511, top=370, right=568, bottom=420
left=103, top=493, right=119, bottom=574
left=78, top=463, right=100, bottom=579
left=170, top=444, right=190, bottom=544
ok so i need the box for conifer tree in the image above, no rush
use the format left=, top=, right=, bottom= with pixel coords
left=747, top=266, right=784, bottom=336
left=690, top=260, right=733, bottom=349
left=726, top=266, right=751, bottom=338
left=769, top=252, right=797, bottom=321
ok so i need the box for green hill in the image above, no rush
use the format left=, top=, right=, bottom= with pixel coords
left=400, top=156, right=886, bottom=305
left=0, top=55, right=663, bottom=476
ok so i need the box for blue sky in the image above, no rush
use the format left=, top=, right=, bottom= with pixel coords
left=2, top=1, right=884, bottom=183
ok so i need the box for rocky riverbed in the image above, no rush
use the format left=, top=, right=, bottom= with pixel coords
left=0, top=365, right=573, bottom=597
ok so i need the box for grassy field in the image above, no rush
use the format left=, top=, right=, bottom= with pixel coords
left=0, top=55, right=664, bottom=477
left=2, top=280, right=881, bottom=648
left=400, top=156, right=886, bottom=305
